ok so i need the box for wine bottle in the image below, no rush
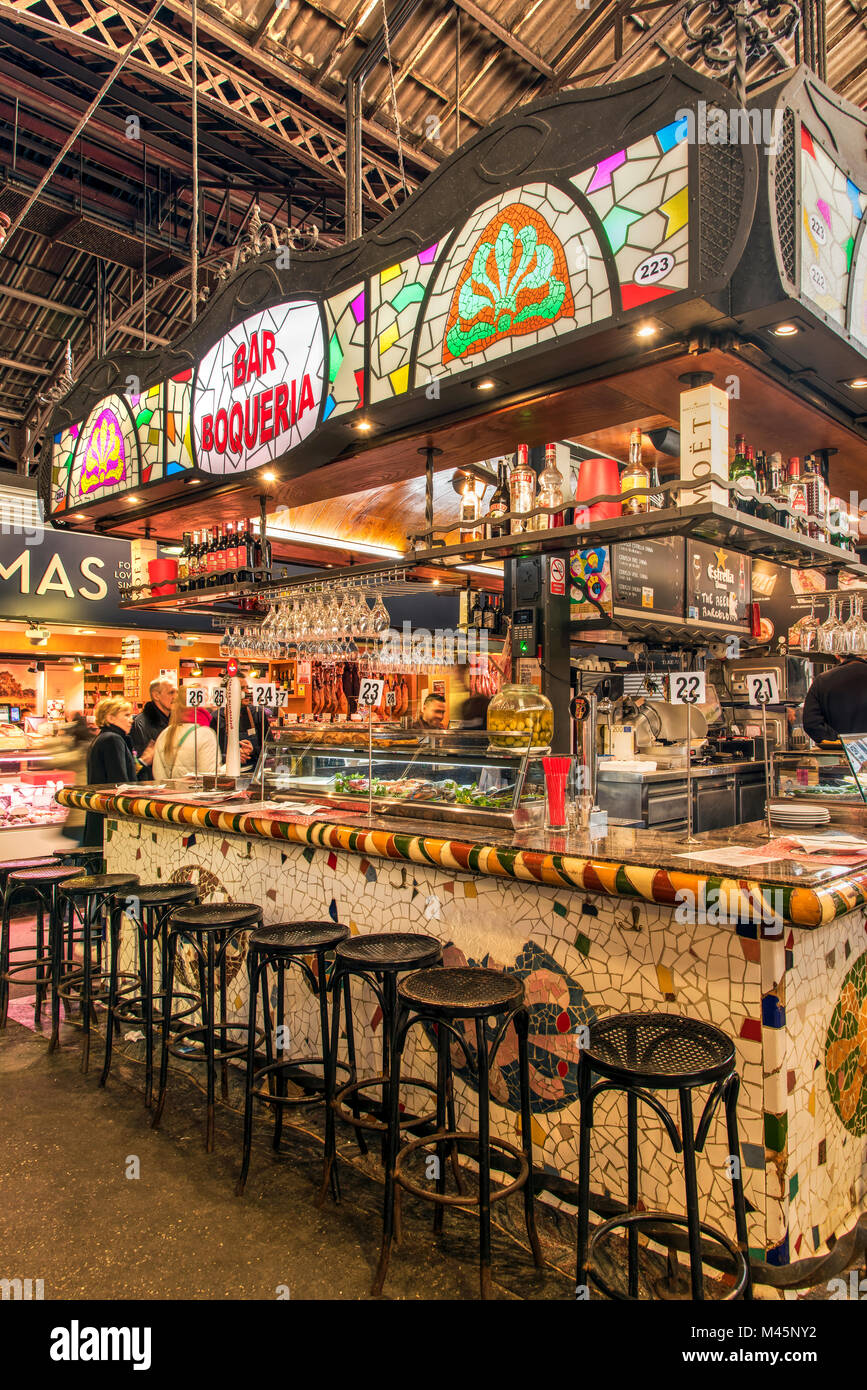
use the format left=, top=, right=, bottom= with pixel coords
left=486, top=460, right=510, bottom=539
left=223, top=521, right=235, bottom=584
left=730, top=435, right=757, bottom=516
left=178, top=533, right=191, bottom=592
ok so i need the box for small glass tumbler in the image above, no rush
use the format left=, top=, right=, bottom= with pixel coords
left=543, top=755, right=572, bottom=831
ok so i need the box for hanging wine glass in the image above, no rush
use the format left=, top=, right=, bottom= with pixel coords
left=819, top=596, right=843, bottom=654
left=370, top=591, right=390, bottom=634
left=799, top=600, right=819, bottom=653
left=843, top=593, right=867, bottom=655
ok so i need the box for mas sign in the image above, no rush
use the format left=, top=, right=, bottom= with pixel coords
left=192, top=300, right=324, bottom=476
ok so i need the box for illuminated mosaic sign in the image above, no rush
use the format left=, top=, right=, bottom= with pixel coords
left=192, top=300, right=325, bottom=475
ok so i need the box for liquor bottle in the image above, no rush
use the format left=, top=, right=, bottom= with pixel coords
left=178, top=533, right=191, bottom=592
left=730, top=435, right=757, bottom=515
left=803, top=453, right=829, bottom=543
left=206, top=527, right=219, bottom=587
left=459, top=478, right=483, bottom=542
left=648, top=461, right=664, bottom=509
left=223, top=521, right=235, bottom=583
left=473, top=591, right=486, bottom=631
left=482, top=593, right=497, bottom=631
left=254, top=517, right=272, bottom=577
left=509, top=445, right=535, bottom=533
left=535, top=444, right=565, bottom=528
left=189, top=530, right=200, bottom=590
left=786, top=457, right=809, bottom=534
left=486, top=459, right=510, bottom=539
left=828, top=497, right=849, bottom=551
left=621, top=429, right=649, bottom=514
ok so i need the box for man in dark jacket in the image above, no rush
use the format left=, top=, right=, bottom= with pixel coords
left=803, top=657, right=867, bottom=745
left=131, top=678, right=175, bottom=777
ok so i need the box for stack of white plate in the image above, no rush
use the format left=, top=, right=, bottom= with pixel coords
left=769, top=800, right=831, bottom=828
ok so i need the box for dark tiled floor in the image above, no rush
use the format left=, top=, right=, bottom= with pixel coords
left=0, top=1011, right=572, bottom=1301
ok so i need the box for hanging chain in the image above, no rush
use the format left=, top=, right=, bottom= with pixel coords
left=380, top=0, right=408, bottom=198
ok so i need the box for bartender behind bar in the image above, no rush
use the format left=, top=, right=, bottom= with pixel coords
left=803, top=654, right=867, bottom=745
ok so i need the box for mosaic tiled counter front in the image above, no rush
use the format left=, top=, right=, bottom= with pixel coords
left=61, top=790, right=867, bottom=1272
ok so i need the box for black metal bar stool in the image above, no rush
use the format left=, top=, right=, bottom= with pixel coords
left=374, top=965, right=543, bottom=1300
left=325, top=932, right=444, bottom=1190
left=152, top=901, right=263, bottom=1152
left=57, top=873, right=140, bottom=1070
left=575, top=1011, right=753, bottom=1301
left=0, top=863, right=81, bottom=1031
left=54, top=846, right=105, bottom=874
left=99, top=882, right=201, bottom=1104
left=237, top=921, right=356, bottom=1203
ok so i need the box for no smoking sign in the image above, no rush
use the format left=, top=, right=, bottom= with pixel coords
left=550, top=557, right=566, bottom=596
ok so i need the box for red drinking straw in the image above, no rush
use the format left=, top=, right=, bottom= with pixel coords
left=543, top=756, right=571, bottom=829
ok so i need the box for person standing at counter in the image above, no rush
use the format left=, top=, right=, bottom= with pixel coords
left=131, top=678, right=176, bottom=778
left=153, top=694, right=217, bottom=779
left=802, top=655, right=867, bottom=745
left=84, top=698, right=138, bottom=847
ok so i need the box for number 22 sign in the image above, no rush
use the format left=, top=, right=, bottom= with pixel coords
left=669, top=672, right=706, bottom=705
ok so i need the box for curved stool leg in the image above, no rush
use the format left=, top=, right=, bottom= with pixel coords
left=371, top=1002, right=408, bottom=1298
left=98, top=896, right=123, bottom=1087
left=316, top=947, right=340, bottom=1205
left=678, top=1088, right=704, bottom=1300
left=33, top=895, right=46, bottom=1022
left=476, top=1016, right=493, bottom=1302
left=0, top=889, right=11, bottom=1028
left=152, top=931, right=178, bottom=1130
left=204, top=932, right=217, bottom=1153
left=80, top=895, right=94, bottom=1074
left=515, top=1008, right=543, bottom=1268
left=576, top=1056, right=593, bottom=1295
left=433, top=1021, right=449, bottom=1235
left=724, top=1073, right=754, bottom=1300
left=142, top=909, right=156, bottom=1109
left=626, top=1089, right=639, bottom=1298
left=237, top=945, right=261, bottom=1197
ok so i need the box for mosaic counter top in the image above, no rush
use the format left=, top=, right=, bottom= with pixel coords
left=58, top=786, right=867, bottom=927
left=93, top=804, right=867, bottom=1278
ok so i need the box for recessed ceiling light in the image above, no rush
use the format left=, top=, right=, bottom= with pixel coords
left=188, top=479, right=202, bottom=486
left=472, top=377, right=499, bottom=391
left=261, top=469, right=278, bottom=482
left=127, top=495, right=140, bottom=504
left=353, top=418, right=373, bottom=432
left=771, top=322, right=799, bottom=337
left=635, top=321, right=659, bottom=339
left=848, top=377, right=867, bottom=389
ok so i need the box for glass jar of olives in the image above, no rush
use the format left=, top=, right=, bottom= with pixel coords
left=486, top=684, right=554, bottom=751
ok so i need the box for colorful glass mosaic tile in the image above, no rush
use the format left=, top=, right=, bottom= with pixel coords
left=369, top=247, right=441, bottom=403
left=801, top=125, right=866, bottom=326
left=164, top=371, right=194, bottom=475
left=322, top=281, right=366, bottom=418
left=571, top=124, right=689, bottom=306
left=415, top=182, right=611, bottom=387
left=50, top=421, right=80, bottom=512
left=69, top=394, right=140, bottom=503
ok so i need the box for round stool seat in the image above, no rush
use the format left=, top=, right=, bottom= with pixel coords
left=61, top=873, right=140, bottom=898
left=251, top=922, right=350, bottom=953
left=583, top=1012, right=735, bottom=1088
left=400, top=965, right=523, bottom=1018
left=135, top=883, right=199, bottom=906
left=1, top=856, right=59, bottom=875
left=170, top=901, right=260, bottom=931
left=55, top=847, right=104, bottom=860
left=8, top=865, right=82, bottom=886
left=335, top=931, right=441, bottom=972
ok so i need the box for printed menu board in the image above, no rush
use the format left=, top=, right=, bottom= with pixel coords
left=686, top=539, right=750, bottom=627
left=611, top=537, right=685, bottom=617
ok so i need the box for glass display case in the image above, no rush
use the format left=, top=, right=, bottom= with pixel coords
left=0, top=754, right=73, bottom=829
left=259, top=725, right=547, bottom=829
left=773, top=750, right=865, bottom=805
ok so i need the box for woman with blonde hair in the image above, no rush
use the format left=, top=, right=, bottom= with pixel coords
left=153, top=689, right=218, bottom=779
left=84, top=697, right=138, bottom=847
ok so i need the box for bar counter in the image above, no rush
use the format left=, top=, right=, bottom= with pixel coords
left=58, top=785, right=867, bottom=1279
